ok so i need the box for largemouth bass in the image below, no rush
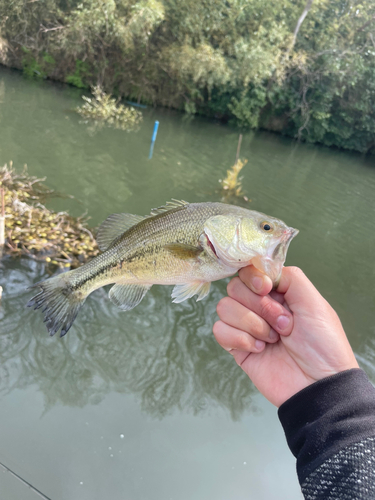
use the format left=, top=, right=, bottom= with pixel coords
left=28, top=200, right=298, bottom=337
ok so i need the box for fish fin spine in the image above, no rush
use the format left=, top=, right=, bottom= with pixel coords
left=96, top=213, right=147, bottom=251
left=97, top=201, right=190, bottom=251
left=150, top=199, right=189, bottom=216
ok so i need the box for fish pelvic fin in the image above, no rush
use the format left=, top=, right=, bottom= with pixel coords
left=171, top=281, right=211, bottom=304
left=27, top=272, right=86, bottom=337
left=96, top=213, right=147, bottom=251
left=108, top=283, right=152, bottom=311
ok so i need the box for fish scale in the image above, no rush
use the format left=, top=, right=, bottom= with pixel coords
left=27, top=200, right=298, bottom=337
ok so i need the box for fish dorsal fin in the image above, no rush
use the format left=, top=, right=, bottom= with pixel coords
left=164, top=243, right=202, bottom=260
left=150, top=199, right=189, bottom=216
left=96, top=213, right=147, bottom=251
left=109, top=283, right=152, bottom=311
left=171, top=281, right=211, bottom=303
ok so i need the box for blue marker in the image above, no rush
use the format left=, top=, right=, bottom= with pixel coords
left=149, top=121, right=159, bottom=159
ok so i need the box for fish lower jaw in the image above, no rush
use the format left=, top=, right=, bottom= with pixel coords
left=251, top=256, right=283, bottom=284
left=215, top=254, right=254, bottom=273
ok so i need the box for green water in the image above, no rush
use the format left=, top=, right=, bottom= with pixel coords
left=0, top=66, right=375, bottom=499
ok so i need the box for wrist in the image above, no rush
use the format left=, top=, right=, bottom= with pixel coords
left=278, top=369, right=375, bottom=483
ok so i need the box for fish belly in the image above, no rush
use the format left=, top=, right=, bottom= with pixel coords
left=122, top=251, right=237, bottom=286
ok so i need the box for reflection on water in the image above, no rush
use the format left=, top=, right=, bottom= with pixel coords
left=0, top=66, right=375, bottom=500
left=357, top=338, right=375, bottom=385
left=0, top=65, right=374, bottom=424
left=0, top=258, right=256, bottom=419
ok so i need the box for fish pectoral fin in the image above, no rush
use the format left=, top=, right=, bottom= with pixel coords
left=164, top=243, right=202, bottom=260
left=109, top=283, right=151, bottom=311
left=171, top=281, right=211, bottom=304
left=196, top=282, right=211, bottom=301
left=96, top=213, right=147, bottom=251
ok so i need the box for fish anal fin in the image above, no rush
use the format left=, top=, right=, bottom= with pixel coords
left=150, top=199, right=189, bottom=216
left=96, top=213, right=147, bottom=251
left=108, top=283, right=151, bottom=311
left=171, top=281, right=211, bottom=304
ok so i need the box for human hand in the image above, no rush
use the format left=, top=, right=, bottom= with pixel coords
left=213, top=266, right=359, bottom=407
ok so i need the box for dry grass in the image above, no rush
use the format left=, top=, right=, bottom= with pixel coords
left=0, top=162, right=99, bottom=268
left=219, top=158, right=249, bottom=200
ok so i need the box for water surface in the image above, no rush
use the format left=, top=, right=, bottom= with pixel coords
left=0, top=67, right=375, bottom=499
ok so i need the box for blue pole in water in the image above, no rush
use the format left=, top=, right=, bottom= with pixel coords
left=148, top=120, right=159, bottom=159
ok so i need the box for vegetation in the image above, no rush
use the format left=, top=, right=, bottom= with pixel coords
left=0, top=163, right=99, bottom=268
left=0, top=0, right=375, bottom=153
left=219, top=159, right=248, bottom=202
left=76, top=86, right=143, bottom=131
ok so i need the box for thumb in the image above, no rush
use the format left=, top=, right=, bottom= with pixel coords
left=276, top=266, right=326, bottom=313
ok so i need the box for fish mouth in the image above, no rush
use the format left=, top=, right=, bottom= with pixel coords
left=256, top=227, right=299, bottom=284
left=205, top=233, right=218, bottom=258
left=268, top=227, right=299, bottom=259
left=285, top=227, right=299, bottom=242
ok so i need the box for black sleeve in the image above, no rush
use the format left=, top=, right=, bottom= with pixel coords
left=278, top=369, right=375, bottom=499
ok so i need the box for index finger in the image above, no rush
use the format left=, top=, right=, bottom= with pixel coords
left=239, top=266, right=273, bottom=296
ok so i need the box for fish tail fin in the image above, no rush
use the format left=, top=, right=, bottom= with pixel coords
left=27, top=271, right=87, bottom=337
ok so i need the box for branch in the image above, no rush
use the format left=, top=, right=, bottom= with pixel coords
left=290, top=0, right=314, bottom=51
left=280, top=0, right=314, bottom=65
left=39, top=24, right=65, bottom=33
left=356, top=14, right=375, bottom=33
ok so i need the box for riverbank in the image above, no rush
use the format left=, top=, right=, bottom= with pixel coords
left=0, top=0, right=374, bottom=155
left=0, top=163, right=99, bottom=268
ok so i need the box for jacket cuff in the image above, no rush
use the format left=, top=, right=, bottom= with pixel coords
left=278, top=368, right=375, bottom=483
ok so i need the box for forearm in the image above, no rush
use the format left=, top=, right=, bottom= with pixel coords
left=278, top=369, right=375, bottom=499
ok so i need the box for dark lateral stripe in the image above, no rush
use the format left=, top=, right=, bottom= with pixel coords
left=70, top=261, right=117, bottom=290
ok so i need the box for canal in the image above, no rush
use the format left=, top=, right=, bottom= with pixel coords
left=0, top=67, right=375, bottom=499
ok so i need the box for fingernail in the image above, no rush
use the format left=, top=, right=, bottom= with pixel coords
left=252, top=277, right=263, bottom=291
left=277, top=315, right=290, bottom=331
left=255, top=340, right=265, bottom=351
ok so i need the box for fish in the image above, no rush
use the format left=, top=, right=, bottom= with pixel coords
left=27, top=200, right=298, bottom=337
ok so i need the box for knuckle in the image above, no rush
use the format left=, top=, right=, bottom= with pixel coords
left=246, top=314, right=267, bottom=338
left=236, top=334, right=252, bottom=351
left=227, top=277, right=240, bottom=296
left=287, top=266, right=305, bottom=279
left=212, top=321, right=221, bottom=337
left=216, top=296, right=231, bottom=317
left=259, top=298, right=275, bottom=319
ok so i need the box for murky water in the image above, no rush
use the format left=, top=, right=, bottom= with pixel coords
left=0, top=66, right=375, bottom=499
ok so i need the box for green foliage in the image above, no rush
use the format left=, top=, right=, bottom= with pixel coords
left=228, top=87, right=268, bottom=129
left=66, top=60, right=90, bottom=88
left=21, top=50, right=56, bottom=78
left=22, top=52, right=46, bottom=79
left=75, top=86, right=143, bottom=132
left=1, top=0, right=375, bottom=152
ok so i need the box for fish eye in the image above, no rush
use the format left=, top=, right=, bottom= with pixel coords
left=260, top=221, right=273, bottom=232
